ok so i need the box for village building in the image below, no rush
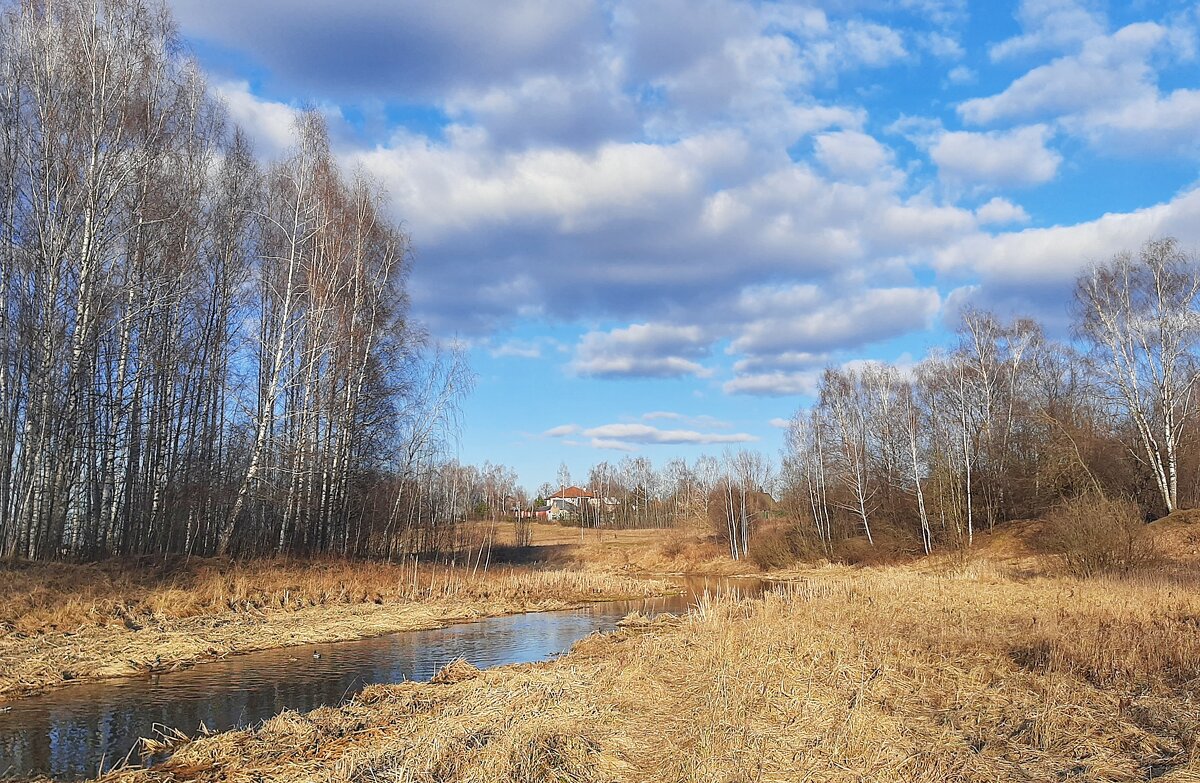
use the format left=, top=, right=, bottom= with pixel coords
left=545, top=486, right=618, bottom=522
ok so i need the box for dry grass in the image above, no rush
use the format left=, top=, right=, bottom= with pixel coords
left=97, top=567, right=1200, bottom=783
left=0, top=558, right=671, bottom=699
left=507, top=521, right=757, bottom=576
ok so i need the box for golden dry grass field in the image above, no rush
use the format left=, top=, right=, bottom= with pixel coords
left=95, top=566, right=1200, bottom=783
left=0, top=555, right=670, bottom=699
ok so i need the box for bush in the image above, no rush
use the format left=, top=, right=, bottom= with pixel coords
left=513, top=517, right=533, bottom=548
left=833, top=535, right=909, bottom=566
left=747, top=527, right=797, bottom=570
left=747, top=525, right=822, bottom=570
left=1041, top=495, right=1156, bottom=577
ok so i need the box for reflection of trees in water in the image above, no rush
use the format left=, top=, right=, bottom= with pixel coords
left=0, top=582, right=760, bottom=780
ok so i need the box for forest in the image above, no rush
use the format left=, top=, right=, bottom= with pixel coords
left=0, top=0, right=479, bottom=561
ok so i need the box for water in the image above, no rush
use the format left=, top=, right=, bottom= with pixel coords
left=0, top=576, right=766, bottom=780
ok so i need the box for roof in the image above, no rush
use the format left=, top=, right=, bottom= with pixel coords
left=550, top=485, right=593, bottom=499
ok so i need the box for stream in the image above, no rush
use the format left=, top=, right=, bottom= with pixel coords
left=0, top=575, right=767, bottom=780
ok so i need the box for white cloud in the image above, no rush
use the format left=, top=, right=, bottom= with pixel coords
left=189, top=0, right=1200, bottom=401
left=936, top=186, right=1200, bottom=285
left=446, top=70, right=638, bottom=150
left=930, top=125, right=1061, bottom=189
left=988, top=0, right=1107, bottom=62
left=920, top=31, right=964, bottom=60
left=544, top=417, right=758, bottom=450
left=946, top=65, right=976, bottom=85
left=933, top=186, right=1200, bottom=330
left=956, top=18, right=1200, bottom=157
left=490, top=339, right=542, bottom=359
left=642, top=411, right=731, bottom=429
left=975, top=197, right=1031, bottom=226
left=729, top=286, right=941, bottom=356
left=215, top=81, right=302, bottom=158
left=572, top=323, right=713, bottom=378
left=962, top=23, right=1167, bottom=125
left=582, top=422, right=757, bottom=445
left=353, top=132, right=731, bottom=243
left=587, top=438, right=640, bottom=452
left=732, top=351, right=829, bottom=374
left=1071, top=87, right=1200, bottom=156
left=768, top=417, right=792, bottom=429
left=723, top=371, right=822, bottom=397
left=812, top=130, right=894, bottom=182
left=834, top=21, right=909, bottom=68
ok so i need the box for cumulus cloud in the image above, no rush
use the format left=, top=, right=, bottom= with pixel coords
left=171, top=0, right=606, bottom=100
left=931, top=125, right=1061, bottom=188
left=544, top=417, right=758, bottom=450
left=936, top=187, right=1200, bottom=284
left=489, top=338, right=552, bottom=359
left=962, top=23, right=1167, bottom=125
left=642, top=411, right=732, bottom=429
left=572, top=323, right=713, bottom=378
left=446, top=71, right=639, bottom=150
left=813, top=130, right=895, bottom=182
left=946, top=65, right=976, bottom=85
left=729, top=286, right=941, bottom=356
left=179, top=0, right=1200, bottom=420
left=336, top=115, right=981, bottom=334
left=960, top=19, right=1200, bottom=157
left=723, top=370, right=823, bottom=397
left=582, top=423, right=756, bottom=445
left=206, top=3, right=995, bottom=341
left=920, top=31, right=965, bottom=60
left=988, top=0, right=1107, bottom=62
left=716, top=285, right=940, bottom=396
left=935, top=186, right=1200, bottom=328
left=975, top=197, right=1031, bottom=226
left=215, top=81, right=304, bottom=158
left=732, top=351, right=830, bottom=374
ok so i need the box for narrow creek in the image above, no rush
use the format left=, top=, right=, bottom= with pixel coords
left=0, top=575, right=767, bottom=780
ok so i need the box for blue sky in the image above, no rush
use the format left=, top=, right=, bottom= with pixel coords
left=168, top=0, right=1200, bottom=489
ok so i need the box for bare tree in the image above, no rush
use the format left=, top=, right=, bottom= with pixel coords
left=1075, top=238, right=1200, bottom=514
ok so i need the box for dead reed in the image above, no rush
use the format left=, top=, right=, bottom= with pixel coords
left=0, top=558, right=669, bottom=698
left=96, top=567, right=1200, bottom=783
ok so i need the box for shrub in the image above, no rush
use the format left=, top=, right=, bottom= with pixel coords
left=747, top=527, right=797, bottom=570
left=513, top=517, right=533, bottom=548
left=747, top=525, right=822, bottom=570
left=832, top=535, right=910, bottom=567
left=1041, top=495, right=1156, bottom=577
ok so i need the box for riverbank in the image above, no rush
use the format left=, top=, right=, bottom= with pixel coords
left=0, top=558, right=672, bottom=700
left=97, top=565, right=1200, bottom=783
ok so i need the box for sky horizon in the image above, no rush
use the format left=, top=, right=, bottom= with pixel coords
left=167, top=0, right=1200, bottom=490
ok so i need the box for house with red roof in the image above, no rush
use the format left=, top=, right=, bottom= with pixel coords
left=546, top=485, right=593, bottom=521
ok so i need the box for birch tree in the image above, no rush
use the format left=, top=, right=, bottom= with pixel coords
left=1075, top=238, right=1200, bottom=514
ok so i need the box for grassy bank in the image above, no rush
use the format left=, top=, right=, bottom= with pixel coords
left=98, top=565, right=1200, bottom=783
left=494, top=521, right=758, bottom=575
left=0, top=558, right=671, bottom=699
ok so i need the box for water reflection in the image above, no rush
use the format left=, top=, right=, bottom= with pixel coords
left=0, top=576, right=765, bottom=780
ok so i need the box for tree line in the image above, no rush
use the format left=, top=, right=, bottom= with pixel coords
left=0, top=0, right=475, bottom=561
left=782, top=237, right=1200, bottom=557
left=539, top=454, right=774, bottom=559
left=541, top=238, right=1200, bottom=563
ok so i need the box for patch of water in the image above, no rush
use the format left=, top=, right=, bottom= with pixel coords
left=0, top=575, right=765, bottom=780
